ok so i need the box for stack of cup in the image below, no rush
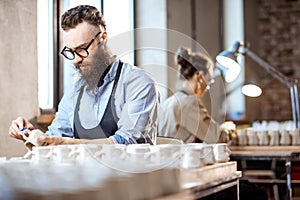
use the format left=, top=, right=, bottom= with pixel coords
left=269, top=130, right=280, bottom=146
left=246, top=128, right=258, bottom=146
left=237, top=129, right=247, bottom=146
left=258, top=130, right=269, bottom=146
left=280, top=129, right=291, bottom=146
left=291, top=129, right=300, bottom=146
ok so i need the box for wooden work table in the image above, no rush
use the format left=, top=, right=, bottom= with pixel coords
left=229, top=146, right=300, bottom=200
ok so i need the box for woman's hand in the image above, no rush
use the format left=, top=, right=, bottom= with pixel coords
left=8, top=117, right=34, bottom=141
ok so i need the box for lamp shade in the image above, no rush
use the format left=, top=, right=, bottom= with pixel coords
left=216, top=41, right=242, bottom=83
left=241, top=83, right=262, bottom=97
left=216, top=59, right=240, bottom=83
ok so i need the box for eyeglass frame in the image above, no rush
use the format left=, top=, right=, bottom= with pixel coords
left=60, top=31, right=102, bottom=60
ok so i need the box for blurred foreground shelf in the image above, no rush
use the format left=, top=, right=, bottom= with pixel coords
left=157, top=162, right=241, bottom=200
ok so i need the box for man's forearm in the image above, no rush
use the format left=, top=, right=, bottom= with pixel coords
left=62, top=137, right=115, bottom=145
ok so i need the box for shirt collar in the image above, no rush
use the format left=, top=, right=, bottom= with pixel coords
left=102, top=58, right=119, bottom=83
left=179, top=85, right=194, bottom=95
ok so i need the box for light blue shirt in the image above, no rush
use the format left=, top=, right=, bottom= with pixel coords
left=45, top=60, right=160, bottom=144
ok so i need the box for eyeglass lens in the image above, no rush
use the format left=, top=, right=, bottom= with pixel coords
left=61, top=31, right=101, bottom=60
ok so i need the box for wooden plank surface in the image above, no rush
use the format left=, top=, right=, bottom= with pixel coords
left=229, top=146, right=300, bottom=158
left=230, top=146, right=300, bottom=151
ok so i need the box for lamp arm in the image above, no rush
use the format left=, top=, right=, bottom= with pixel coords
left=291, top=81, right=300, bottom=128
left=245, top=49, right=292, bottom=87
left=245, top=49, right=300, bottom=128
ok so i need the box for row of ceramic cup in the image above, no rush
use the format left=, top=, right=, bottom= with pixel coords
left=0, top=160, right=180, bottom=200
left=237, top=128, right=300, bottom=146
left=180, top=143, right=230, bottom=169
left=21, top=143, right=230, bottom=171
left=0, top=143, right=230, bottom=199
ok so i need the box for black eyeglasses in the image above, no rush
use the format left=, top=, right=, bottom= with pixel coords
left=61, top=31, right=102, bottom=60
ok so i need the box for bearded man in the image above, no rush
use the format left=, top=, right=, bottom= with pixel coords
left=9, top=5, right=160, bottom=145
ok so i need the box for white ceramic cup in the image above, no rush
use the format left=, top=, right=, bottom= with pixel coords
left=126, top=144, right=151, bottom=163
left=280, top=129, right=291, bottom=146
left=200, top=144, right=215, bottom=165
left=155, top=144, right=182, bottom=165
left=29, top=146, right=53, bottom=163
left=258, top=130, right=269, bottom=146
left=69, top=144, right=103, bottom=163
left=52, top=145, right=74, bottom=164
left=237, top=129, right=247, bottom=146
left=127, top=144, right=151, bottom=154
left=291, top=129, right=300, bottom=146
left=213, top=143, right=230, bottom=162
left=246, top=128, right=258, bottom=146
left=269, top=130, right=280, bottom=146
left=180, top=145, right=203, bottom=169
left=100, top=144, right=127, bottom=162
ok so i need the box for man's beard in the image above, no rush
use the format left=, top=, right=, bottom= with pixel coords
left=75, top=45, right=113, bottom=91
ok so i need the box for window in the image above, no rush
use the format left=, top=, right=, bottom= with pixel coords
left=103, top=0, right=134, bottom=65
left=222, top=0, right=245, bottom=120
left=37, top=0, right=134, bottom=109
left=62, top=0, right=102, bottom=93
left=37, top=0, right=54, bottom=109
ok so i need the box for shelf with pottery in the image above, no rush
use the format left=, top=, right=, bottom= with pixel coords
left=229, top=145, right=300, bottom=200
left=229, top=146, right=300, bottom=158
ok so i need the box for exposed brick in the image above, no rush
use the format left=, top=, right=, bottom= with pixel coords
left=255, top=0, right=300, bottom=120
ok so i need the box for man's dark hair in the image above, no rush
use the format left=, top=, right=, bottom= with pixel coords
left=61, top=5, right=106, bottom=31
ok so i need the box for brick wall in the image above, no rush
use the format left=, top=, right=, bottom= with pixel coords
left=253, top=0, right=300, bottom=120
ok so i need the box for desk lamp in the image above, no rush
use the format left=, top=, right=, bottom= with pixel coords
left=216, top=41, right=300, bottom=128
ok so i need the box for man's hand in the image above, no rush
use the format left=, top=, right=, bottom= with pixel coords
left=9, top=117, right=34, bottom=141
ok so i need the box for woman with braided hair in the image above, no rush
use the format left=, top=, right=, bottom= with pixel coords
left=158, top=47, right=226, bottom=144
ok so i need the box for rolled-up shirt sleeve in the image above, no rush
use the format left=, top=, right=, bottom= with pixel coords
left=45, top=90, right=74, bottom=137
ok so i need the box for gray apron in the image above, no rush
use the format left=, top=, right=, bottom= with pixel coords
left=73, top=61, right=123, bottom=139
